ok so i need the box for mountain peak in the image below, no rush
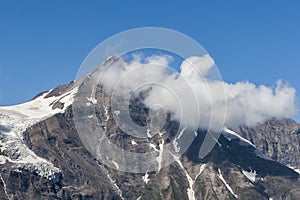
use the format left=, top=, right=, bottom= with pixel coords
left=0, top=61, right=300, bottom=199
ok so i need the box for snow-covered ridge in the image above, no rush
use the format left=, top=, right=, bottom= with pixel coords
left=287, top=165, right=300, bottom=175
left=222, top=128, right=274, bottom=161
left=0, top=85, right=78, bottom=181
left=0, top=86, right=78, bottom=134
left=222, top=127, right=255, bottom=147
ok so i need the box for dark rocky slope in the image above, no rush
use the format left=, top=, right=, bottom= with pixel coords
left=237, top=118, right=300, bottom=169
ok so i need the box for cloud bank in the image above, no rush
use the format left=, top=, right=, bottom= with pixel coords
left=97, top=54, right=296, bottom=130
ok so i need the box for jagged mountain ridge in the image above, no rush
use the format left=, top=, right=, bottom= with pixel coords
left=237, top=119, right=300, bottom=170
left=0, top=58, right=300, bottom=199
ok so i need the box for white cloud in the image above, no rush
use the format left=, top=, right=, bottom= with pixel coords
left=224, top=80, right=296, bottom=128
left=96, top=54, right=297, bottom=130
left=180, top=55, right=215, bottom=78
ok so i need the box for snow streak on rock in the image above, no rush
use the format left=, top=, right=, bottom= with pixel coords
left=98, top=163, right=124, bottom=200
left=172, top=128, right=185, bottom=153
left=0, top=173, right=11, bottom=200
left=103, top=105, right=110, bottom=121
left=218, top=169, right=238, bottom=199
left=222, top=128, right=255, bottom=147
left=172, top=153, right=206, bottom=200
left=156, top=139, right=164, bottom=172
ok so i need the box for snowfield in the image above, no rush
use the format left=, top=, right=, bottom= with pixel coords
left=0, top=85, right=78, bottom=180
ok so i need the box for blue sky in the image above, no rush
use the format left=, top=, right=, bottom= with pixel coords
left=0, top=1, right=300, bottom=121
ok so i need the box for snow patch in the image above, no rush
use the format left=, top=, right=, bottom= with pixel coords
left=112, top=161, right=119, bottom=170
left=103, top=105, right=110, bottom=121
left=149, top=143, right=158, bottom=151
left=242, top=169, right=257, bottom=182
left=86, top=96, right=97, bottom=104
left=0, top=155, right=6, bottom=164
left=142, top=172, right=150, bottom=184
left=131, top=140, right=138, bottom=146
left=146, top=129, right=151, bottom=138
left=113, top=110, right=120, bottom=116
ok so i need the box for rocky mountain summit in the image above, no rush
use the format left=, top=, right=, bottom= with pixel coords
left=0, top=58, right=300, bottom=200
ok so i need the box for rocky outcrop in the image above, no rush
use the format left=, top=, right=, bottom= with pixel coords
left=20, top=107, right=120, bottom=200
left=237, top=118, right=300, bottom=168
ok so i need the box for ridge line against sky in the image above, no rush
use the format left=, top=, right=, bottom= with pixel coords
left=0, top=1, right=299, bottom=122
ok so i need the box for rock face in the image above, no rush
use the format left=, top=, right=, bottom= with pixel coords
left=22, top=107, right=119, bottom=200
left=237, top=119, right=300, bottom=169
left=0, top=60, right=300, bottom=199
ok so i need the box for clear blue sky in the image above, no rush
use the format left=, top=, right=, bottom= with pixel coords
left=0, top=1, right=300, bottom=121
